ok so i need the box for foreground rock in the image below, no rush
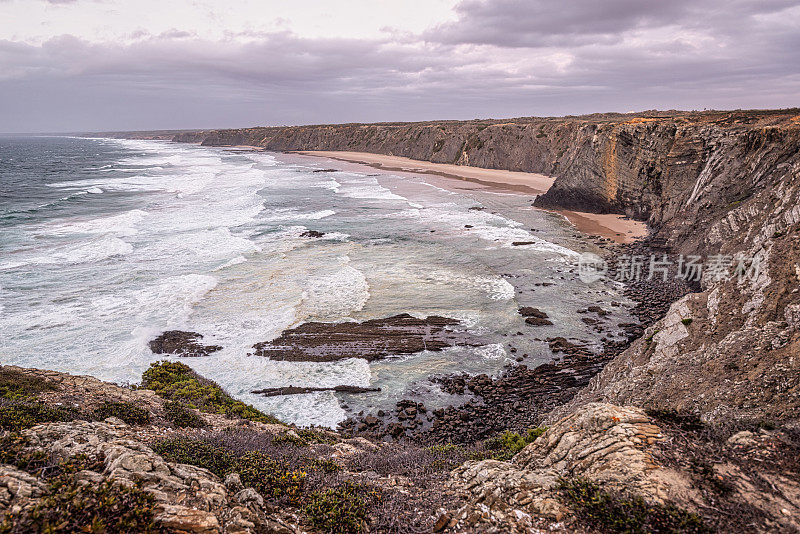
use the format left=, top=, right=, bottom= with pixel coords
left=149, top=330, right=223, bottom=357
left=252, top=313, right=477, bottom=362
left=1, top=420, right=302, bottom=534
left=447, top=403, right=800, bottom=533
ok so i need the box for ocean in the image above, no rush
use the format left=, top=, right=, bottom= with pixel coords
left=0, top=136, right=633, bottom=426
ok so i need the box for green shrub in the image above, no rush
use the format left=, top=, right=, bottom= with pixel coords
left=483, top=427, right=547, bottom=461
left=141, top=361, right=281, bottom=424
left=0, top=434, right=49, bottom=474
left=235, top=452, right=306, bottom=502
left=645, top=330, right=660, bottom=345
left=297, top=428, right=339, bottom=445
left=305, top=458, right=342, bottom=473
left=558, top=477, right=710, bottom=534
left=152, top=437, right=230, bottom=475
left=0, top=401, right=84, bottom=431
left=681, top=318, right=693, bottom=326
left=0, top=369, right=57, bottom=400
left=425, top=443, right=469, bottom=470
left=23, top=476, right=161, bottom=533
left=163, top=401, right=206, bottom=428
left=304, top=482, right=381, bottom=534
left=94, top=401, right=151, bottom=426
left=273, top=431, right=308, bottom=447
left=152, top=437, right=305, bottom=503
left=0, top=449, right=158, bottom=534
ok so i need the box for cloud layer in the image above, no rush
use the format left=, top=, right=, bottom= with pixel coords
left=1, top=0, right=799, bottom=131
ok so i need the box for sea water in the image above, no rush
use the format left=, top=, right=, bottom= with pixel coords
left=0, top=137, right=632, bottom=426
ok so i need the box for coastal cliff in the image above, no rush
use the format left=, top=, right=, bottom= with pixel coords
left=158, top=109, right=800, bottom=428
left=165, top=110, right=798, bottom=223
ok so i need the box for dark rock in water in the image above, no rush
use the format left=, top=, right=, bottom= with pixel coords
left=518, top=307, right=548, bottom=318
left=148, top=331, right=222, bottom=357
left=312, top=168, right=337, bottom=173
left=511, top=241, right=536, bottom=246
left=300, top=230, right=325, bottom=238
left=519, top=307, right=554, bottom=326
left=251, top=385, right=380, bottom=397
left=252, top=313, right=477, bottom=362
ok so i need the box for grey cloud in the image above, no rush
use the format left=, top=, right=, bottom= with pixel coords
left=1, top=1, right=799, bottom=132
left=426, top=0, right=799, bottom=47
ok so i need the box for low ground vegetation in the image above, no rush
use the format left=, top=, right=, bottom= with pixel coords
left=141, top=361, right=282, bottom=424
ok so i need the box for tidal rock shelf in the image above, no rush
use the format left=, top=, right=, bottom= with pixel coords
left=251, top=313, right=480, bottom=362
left=148, top=330, right=222, bottom=357
left=251, top=385, right=381, bottom=397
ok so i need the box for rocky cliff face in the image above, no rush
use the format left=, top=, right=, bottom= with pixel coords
left=171, top=110, right=798, bottom=222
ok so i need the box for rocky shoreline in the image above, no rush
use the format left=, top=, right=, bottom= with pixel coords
left=337, top=234, right=691, bottom=444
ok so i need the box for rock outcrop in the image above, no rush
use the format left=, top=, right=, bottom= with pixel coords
left=251, top=385, right=381, bottom=397
left=3, top=420, right=302, bottom=533
left=447, top=403, right=800, bottom=533
left=149, top=330, right=223, bottom=357
left=252, top=313, right=476, bottom=362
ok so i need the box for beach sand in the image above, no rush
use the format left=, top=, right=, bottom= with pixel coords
left=557, top=210, right=648, bottom=244
left=295, top=150, right=555, bottom=194
left=293, top=150, right=648, bottom=244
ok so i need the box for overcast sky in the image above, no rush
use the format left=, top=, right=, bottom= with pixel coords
left=1, top=0, right=798, bottom=132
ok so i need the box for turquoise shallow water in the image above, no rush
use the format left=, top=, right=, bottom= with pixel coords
left=0, top=137, right=633, bottom=426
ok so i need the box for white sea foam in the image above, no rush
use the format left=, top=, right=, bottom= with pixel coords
left=426, top=270, right=515, bottom=301
left=49, top=235, right=134, bottom=264
left=317, top=178, right=341, bottom=192
left=393, top=202, right=579, bottom=256
left=337, top=175, right=410, bottom=203
left=90, top=273, right=219, bottom=326
left=298, top=257, right=370, bottom=320
left=260, top=208, right=336, bottom=222
left=0, top=260, right=29, bottom=271
left=44, top=209, right=148, bottom=237
left=3, top=137, right=600, bottom=428
left=475, top=343, right=508, bottom=360
left=214, top=255, right=248, bottom=270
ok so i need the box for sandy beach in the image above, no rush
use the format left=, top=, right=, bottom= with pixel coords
left=557, top=210, right=648, bottom=243
left=295, top=150, right=648, bottom=244
left=295, top=150, right=555, bottom=194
